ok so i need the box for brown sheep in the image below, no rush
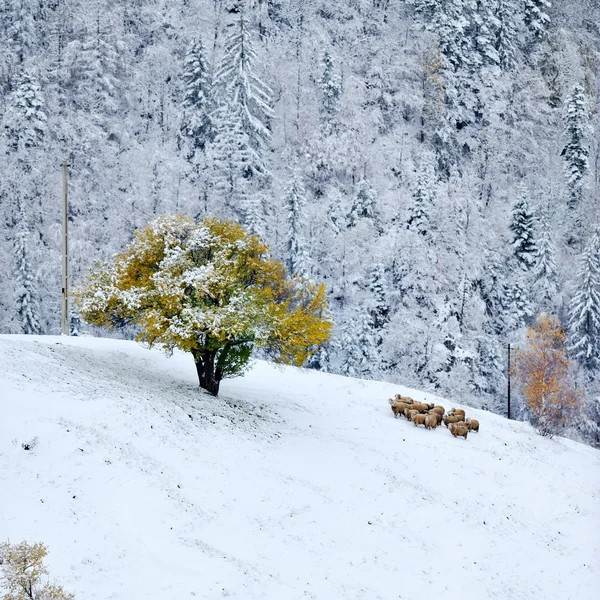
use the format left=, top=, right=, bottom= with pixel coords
left=413, top=414, right=427, bottom=427
left=401, top=396, right=416, bottom=404
left=466, top=418, right=480, bottom=432
left=407, top=409, right=420, bottom=422
left=428, top=411, right=443, bottom=425
left=449, top=423, right=469, bottom=439
left=443, top=415, right=464, bottom=427
left=391, top=404, right=404, bottom=418
left=431, top=406, right=445, bottom=417
left=391, top=402, right=410, bottom=418
left=449, top=408, right=466, bottom=417
left=424, top=414, right=438, bottom=429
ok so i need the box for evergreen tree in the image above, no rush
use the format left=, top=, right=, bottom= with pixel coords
left=368, top=263, right=389, bottom=335
left=244, top=191, right=266, bottom=239
left=306, top=344, right=330, bottom=372
left=503, top=281, right=533, bottom=331
left=347, top=179, right=375, bottom=228
left=13, top=213, right=41, bottom=335
left=64, top=19, right=123, bottom=120
left=568, top=230, right=600, bottom=370
left=510, top=185, right=537, bottom=271
left=407, top=156, right=436, bottom=236
left=319, top=50, right=341, bottom=129
left=210, top=103, right=253, bottom=215
left=562, top=86, right=589, bottom=210
left=495, top=0, right=517, bottom=71
left=284, top=173, right=310, bottom=276
left=213, top=4, right=273, bottom=178
left=524, top=0, right=551, bottom=39
left=471, top=1, right=500, bottom=69
left=2, top=68, right=47, bottom=152
left=533, top=209, right=557, bottom=304
left=180, top=36, right=213, bottom=154
left=340, top=308, right=377, bottom=378
left=6, top=0, right=39, bottom=63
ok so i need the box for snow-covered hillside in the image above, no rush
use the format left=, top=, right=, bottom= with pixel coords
left=1, top=335, right=599, bottom=600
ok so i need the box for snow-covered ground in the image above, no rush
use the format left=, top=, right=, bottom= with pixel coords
left=1, top=335, right=599, bottom=600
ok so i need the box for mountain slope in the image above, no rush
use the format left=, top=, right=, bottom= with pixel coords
left=1, top=335, right=598, bottom=600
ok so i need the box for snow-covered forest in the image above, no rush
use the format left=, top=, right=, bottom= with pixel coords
left=0, top=1, right=598, bottom=442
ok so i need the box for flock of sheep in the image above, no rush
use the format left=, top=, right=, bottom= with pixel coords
left=387, top=394, right=479, bottom=440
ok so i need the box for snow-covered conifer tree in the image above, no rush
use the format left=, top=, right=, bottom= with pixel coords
left=407, top=155, right=436, bottom=236
left=13, top=212, right=41, bottom=335
left=503, top=281, right=533, bottom=332
left=568, top=230, right=600, bottom=370
left=213, top=4, right=273, bottom=179
left=533, top=209, right=557, bottom=305
left=510, top=185, right=537, bottom=271
left=368, top=263, right=389, bottom=335
left=210, top=104, right=253, bottom=214
left=319, top=50, right=341, bottom=131
left=2, top=69, right=47, bottom=151
left=495, top=0, right=517, bottom=71
left=284, top=173, right=310, bottom=276
left=6, top=0, right=39, bottom=63
left=524, top=0, right=551, bottom=39
left=64, top=20, right=123, bottom=120
left=244, top=192, right=266, bottom=239
left=562, top=86, right=589, bottom=210
left=180, top=36, right=212, bottom=155
left=340, top=308, right=377, bottom=378
left=347, top=179, right=375, bottom=228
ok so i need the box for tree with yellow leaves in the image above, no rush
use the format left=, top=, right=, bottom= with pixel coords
left=73, top=215, right=332, bottom=396
left=0, top=541, right=74, bottom=600
left=514, top=314, right=581, bottom=437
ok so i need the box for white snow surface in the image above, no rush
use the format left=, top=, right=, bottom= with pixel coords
left=1, top=335, right=599, bottom=600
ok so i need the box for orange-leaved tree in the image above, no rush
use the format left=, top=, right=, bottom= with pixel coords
left=73, top=215, right=332, bottom=395
left=514, top=314, right=581, bottom=436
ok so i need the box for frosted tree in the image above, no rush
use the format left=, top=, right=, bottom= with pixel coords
left=495, top=0, right=517, bottom=71
left=533, top=209, right=557, bottom=304
left=407, top=155, right=436, bottom=236
left=5, top=0, right=39, bottom=63
left=213, top=4, right=273, bottom=179
left=510, top=185, right=537, bottom=271
left=568, top=230, right=600, bottom=370
left=503, top=281, right=533, bottom=332
left=471, top=1, right=500, bottom=69
left=367, top=263, right=389, bottom=344
left=180, top=36, right=213, bottom=155
left=2, top=68, right=47, bottom=152
left=319, top=50, right=341, bottom=131
left=284, top=173, right=311, bottom=276
left=13, top=214, right=41, bottom=335
left=347, top=179, right=375, bottom=228
left=64, top=19, right=123, bottom=120
left=340, top=308, right=377, bottom=378
left=244, top=192, right=266, bottom=239
left=524, top=0, right=551, bottom=39
left=210, top=104, right=254, bottom=215
left=562, top=86, right=589, bottom=210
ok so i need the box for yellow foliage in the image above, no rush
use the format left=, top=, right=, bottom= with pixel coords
left=73, top=215, right=332, bottom=391
left=0, top=541, right=74, bottom=600
left=514, top=314, right=582, bottom=436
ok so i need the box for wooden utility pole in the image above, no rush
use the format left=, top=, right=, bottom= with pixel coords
left=507, top=343, right=511, bottom=420
left=61, top=160, right=69, bottom=336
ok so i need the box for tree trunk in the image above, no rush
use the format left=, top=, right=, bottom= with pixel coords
left=193, top=349, right=221, bottom=396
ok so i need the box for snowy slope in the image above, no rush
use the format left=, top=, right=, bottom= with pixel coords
left=1, top=335, right=599, bottom=600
